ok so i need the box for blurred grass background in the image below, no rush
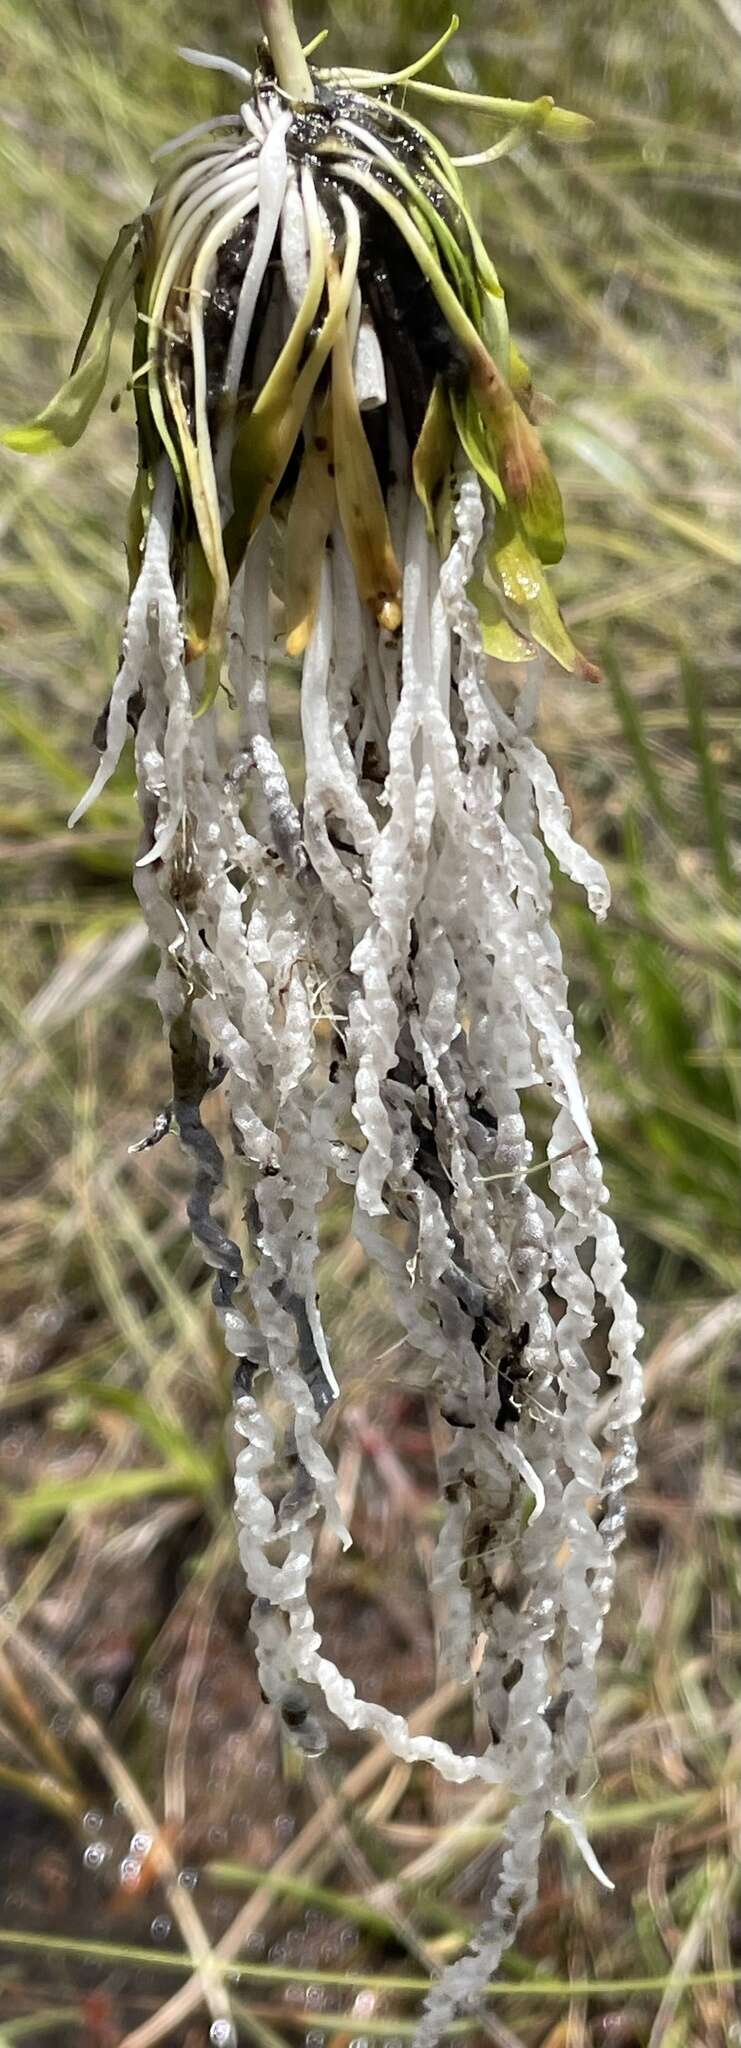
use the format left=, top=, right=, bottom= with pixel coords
left=0, top=0, right=739, bottom=2043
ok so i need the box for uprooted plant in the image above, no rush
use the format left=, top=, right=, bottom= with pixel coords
left=3, top=3, right=643, bottom=2038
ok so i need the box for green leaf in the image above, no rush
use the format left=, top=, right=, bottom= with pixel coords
left=508, top=339, right=533, bottom=405
left=2, top=221, right=140, bottom=456
left=450, top=387, right=505, bottom=503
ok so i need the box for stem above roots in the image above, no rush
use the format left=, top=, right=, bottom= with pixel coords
left=255, top=0, right=314, bottom=99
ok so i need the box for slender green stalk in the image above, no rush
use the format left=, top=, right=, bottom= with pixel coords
left=255, top=0, right=314, bottom=98
left=1, top=1928, right=741, bottom=2003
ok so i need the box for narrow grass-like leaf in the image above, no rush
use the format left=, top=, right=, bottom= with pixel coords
left=681, top=658, right=734, bottom=891
left=2, top=226, right=139, bottom=454
left=4, top=1464, right=212, bottom=1542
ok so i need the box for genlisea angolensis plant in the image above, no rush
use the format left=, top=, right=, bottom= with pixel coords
left=4, top=11, right=642, bottom=2038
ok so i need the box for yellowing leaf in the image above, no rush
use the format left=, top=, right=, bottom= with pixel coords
left=284, top=400, right=336, bottom=656
left=412, top=378, right=455, bottom=539
left=508, top=339, right=533, bottom=408
left=488, top=523, right=599, bottom=679
left=184, top=530, right=216, bottom=662
left=162, top=352, right=228, bottom=706
left=467, top=345, right=565, bottom=566
left=468, top=577, right=537, bottom=662
left=125, top=463, right=155, bottom=591
left=517, top=441, right=566, bottom=567
left=330, top=256, right=402, bottom=632
left=490, top=400, right=565, bottom=565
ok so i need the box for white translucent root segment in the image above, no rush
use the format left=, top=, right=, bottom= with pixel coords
left=482, top=618, right=638, bottom=1772
left=134, top=640, right=191, bottom=871
left=250, top=1600, right=328, bottom=1756
left=148, top=159, right=260, bottom=349
left=232, top=522, right=306, bottom=870
left=280, top=170, right=311, bottom=313
left=215, top=108, right=292, bottom=486
left=134, top=473, right=195, bottom=870
left=132, top=614, right=188, bottom=1033
left=237, top=456, right=638, bottom=1835
left=149, top=146, right=255, bottom=280
left=145, top=597, right=279, bottom=1175
left=552, top=1799, right=614, bottom=1888
left=68, top=460, right=177, bottom=827
left=286, top=1571, right=504, bottom=1785
left=313, top=502, right=555, bottom=1788
left=408, top=922, right=509, bottom=1310
left=240, top=99, right=267, bottom=145
left=514, top=734, right=610, bottom=919
left=423, top=1417, right=563, bottom=2034
left=251, top=1599, right=301, bottom=1705
left=219, top=480, right=522, bottom=1791
left=127, top=517, right=299, bottom=1186
left=546, top=1114, right=643, bottom=1801
left=184, top=826, right=278, bottom=1168
left=439, top=484, right=599, bottom=1185
left=432, top=1493, right=473, bottom=1684
left=187, top=129, right=284, bottom=602
left=436, top=476, right=641, bottom=1914
left=171, top=513, right=348, bottom=1542
left=349, top=494, right=445, bottom=1216
left=352, top=301, right=387, bottom=410
left=300, top=554, right=379, bottom=916
left=236, top=1366, right=501, bottom=1782
left=234, top=1395, right=298, bottom=1603
left=234, top=1227, right=498, bottom=1779
left=177, top=45, right=253, bottom=88
left=249, top=1108, right=348, bottom=1534
left=284, top=460, right=638, bottom=2031
left=152, top=112, right=246, bottom=162
left=256, top=90, right=288, bottom=140
left=415, top=1790, right=551, bottom=2048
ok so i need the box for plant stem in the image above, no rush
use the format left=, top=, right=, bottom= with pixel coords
left=255, top=0, right=314, bottom=99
